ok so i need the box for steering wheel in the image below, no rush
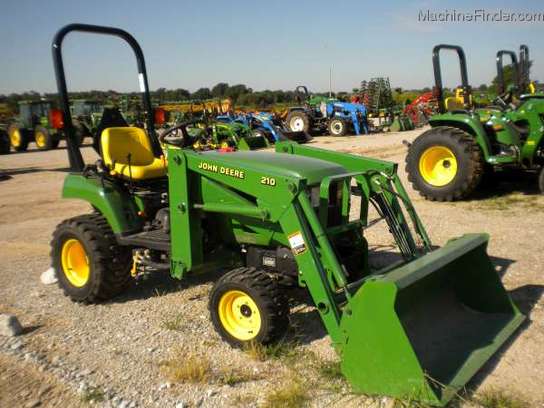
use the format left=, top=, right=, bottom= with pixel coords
left=158, top=122, right=194, bottom=147
left=490, top=92, right=511, bottom=111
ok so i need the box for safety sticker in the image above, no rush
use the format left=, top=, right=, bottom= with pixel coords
left=288, top=231, right=307, bottom=255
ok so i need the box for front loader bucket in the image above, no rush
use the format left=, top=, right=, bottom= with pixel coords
left=278, top=130, right=313, bottom=143
left=238, top=135, right=269, bottom=150
left=339, top=234, right=524, bottom=406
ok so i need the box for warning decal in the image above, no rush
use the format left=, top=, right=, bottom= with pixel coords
left=288, top=231, right=307, bottom=255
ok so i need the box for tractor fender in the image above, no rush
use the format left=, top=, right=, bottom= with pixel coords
left=62, top=173, right=142, bottom=234
left=429, top=113, right=492, bottom=159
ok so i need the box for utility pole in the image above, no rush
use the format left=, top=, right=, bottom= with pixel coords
left=329, top=66, right=333, bottom=97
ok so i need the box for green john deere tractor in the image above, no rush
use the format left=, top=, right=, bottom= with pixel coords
left=71, top=99, right=104, bottom=145
left=49, top=24, right=524, bottom=406
left=180, top=120, right=269, bottom=151
left=7, top=100, right=61, bottom=151
left=406, top=45, right=544, bottom=201
left=406, top=44, right=544, bottom=200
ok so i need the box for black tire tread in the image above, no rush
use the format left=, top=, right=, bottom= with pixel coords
left=50, top=213, right=131, bottom=303
left=0, top=131, right=9, bottom=154
left=34, top=126, right=53, bottom=150
left=406, top=126, right=484, bottom=201
left=209, top=267, right=289, bottom=346
left=286, top=110, right=310, bottom=133
left=328, top=118, right=348, bottom=136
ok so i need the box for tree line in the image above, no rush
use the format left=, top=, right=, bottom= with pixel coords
left=0, top=83, right=332, bottom=111
left=0, top=64, right=532, bottom=112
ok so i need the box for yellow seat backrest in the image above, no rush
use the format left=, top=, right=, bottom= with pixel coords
left=101, top=127, right=155, bottom=166
left=445, top=88, right=473, bottom=111
left=445, top=97, right=464, bottom=111
left=101, top=127, right=166, bottom=180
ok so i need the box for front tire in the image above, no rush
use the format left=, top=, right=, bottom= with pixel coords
left=538, top=167, right=544, bottom=194
left=286, top=111, right=310, bottom=133
left=34, top=126, right=54, bottom=150
left=50, top=213, right=132, bottom=303
left=7, top=124, right=29, bottom=152
left=328, top=118, right=348, bottom=136
left=209, top=267, right=289, bottom=347
left=406, top=126, right=484, bottom=201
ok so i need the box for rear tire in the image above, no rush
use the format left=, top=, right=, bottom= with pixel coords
left=286, top=111, right=310, bottom=133
left=406, top=126, right=484, bottom=201
left=0, top=130, right=10, bottom=154
left=74, top=124, right=87, bottom=146
left=7, top=124, right=29, bottom=152
left=209, top=267, right=289, bottom=348
left=34, top=126, right=54, bottom=150
left=51, top=137, right=60, bottom=149
left=538, top=167, right=544, bottom=194
left=328, top=118, right=348, bottom=136
left=50, top=213, right=132, bottom=303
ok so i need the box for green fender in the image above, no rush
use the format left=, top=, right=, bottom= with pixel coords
left=62, top=173, right=142, bottom=234
left=429, top=113, right=492, bottom=160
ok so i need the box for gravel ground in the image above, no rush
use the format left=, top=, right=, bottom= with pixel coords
left=0, top=128, right=543, bottom=407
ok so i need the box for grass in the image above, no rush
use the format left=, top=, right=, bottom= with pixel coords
left=471, top=193, right=544, bottom=211
left=318, top=360, right=344, bottom=381
left=262, top=377, right=309, bottom=408
left=243, top=340, right=301, bottom=362
left=160, top=348, right=260, bottom=386
left=232, top=394, right=257, bottom=407
left=80, top=386, right=105, bottom=403
left=476, top=388, right=530, bottom=408
left=160, top=351, right=211, bottom=383
left=161, top=313, right=185, bottom=331
left=217, top=369, right=261, bottom=386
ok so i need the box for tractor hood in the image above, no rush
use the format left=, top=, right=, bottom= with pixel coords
left=200, top=150, right=347, bottom=185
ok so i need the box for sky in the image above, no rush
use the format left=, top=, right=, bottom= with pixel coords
left=0, top=0, right=543, bottom=95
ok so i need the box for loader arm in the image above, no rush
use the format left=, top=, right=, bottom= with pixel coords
left=276, top=141, right=432, bottom=252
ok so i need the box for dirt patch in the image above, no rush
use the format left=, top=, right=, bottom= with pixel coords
left=0, top=353, right=84, bottom=408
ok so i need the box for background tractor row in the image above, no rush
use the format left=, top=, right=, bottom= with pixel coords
left=406, top=44, right=544, bottom=200
left=2, top=99, right=105, bottom=153
left=6, top=100, right=62, bottom=151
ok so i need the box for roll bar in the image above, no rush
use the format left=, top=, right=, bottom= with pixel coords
left=52, top=23, right=160, bottom=172
left=295, top=85, right=309, bottom=102
left=519, top=45, right=530, bottom=93
left=295, top=85, right=309, bottom=96
left=496, top=50, right=519, bottom=95
left=432, top=44, right=471, bottom=113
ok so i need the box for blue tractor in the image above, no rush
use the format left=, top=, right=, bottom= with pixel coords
left=216, top=111, right=311, bottom=143
left=326, top=101, right=369, bottom=136
left=284, top=85, right=369, bottom=136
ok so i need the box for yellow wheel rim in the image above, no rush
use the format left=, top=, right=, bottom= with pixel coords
left=419, top=146, right=458, bottom=187
left=9, top=129, right=21, bottom=147
left=218, top=290, right=261, bottom=341
left=35, top=131, right=47, bottom=148
left=61, top=239, right=90, bottom=287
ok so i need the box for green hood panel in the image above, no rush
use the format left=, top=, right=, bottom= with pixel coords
left=198, top=150, right=348, bottom=185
